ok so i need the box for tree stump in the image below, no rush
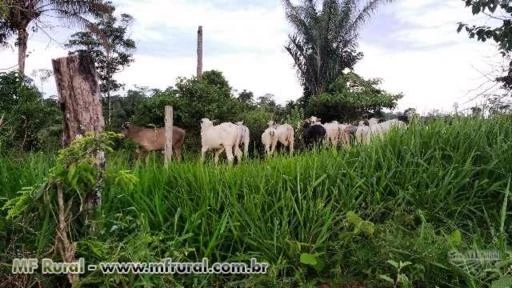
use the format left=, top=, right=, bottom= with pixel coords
left=51, top=52, right=105, bottom=285
left=52, top=52, right=105, bottom=147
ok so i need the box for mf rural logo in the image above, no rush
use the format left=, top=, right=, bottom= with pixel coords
left=11, top=257, right=269, bottom=275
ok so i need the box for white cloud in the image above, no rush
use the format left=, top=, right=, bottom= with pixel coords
left=0, top=38, right=67, bottom=92
left=1, top=0, right=300, bottom=104
left=117, top=0, right=287, bottom=52
left=356, top=40, right=499, bottom=114
left=355, top=0, right=504, bottom=114
left=114, top=0, right=302, bottom=101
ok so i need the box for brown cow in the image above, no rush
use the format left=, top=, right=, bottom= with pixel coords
left=121, top=122, right=186, bottom=161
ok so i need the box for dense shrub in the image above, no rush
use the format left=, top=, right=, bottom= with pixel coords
left=0, top=72, right=62, bottom=152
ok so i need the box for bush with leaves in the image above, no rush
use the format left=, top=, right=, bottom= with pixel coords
left=3, top=131, right=137, bottom=286
left=306, top=72, right=403, bottom=122
left=0, top=72, right=62, bottom=152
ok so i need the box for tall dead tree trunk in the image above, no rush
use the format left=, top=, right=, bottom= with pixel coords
left=52, top=52, right=105, bottom=208
left=51, top=52, right=105, bottom=286
left=17, top=26, right=29, bottom=76
left=52, top=53, right=105, bottom=146
left=197, top=25, right=203, bottom=78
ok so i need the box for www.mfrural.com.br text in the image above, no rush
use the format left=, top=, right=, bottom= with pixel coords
left=11, top=258, right=269, bottom=275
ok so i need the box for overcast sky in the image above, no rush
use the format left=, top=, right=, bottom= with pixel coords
left=0, top=0, right=504, bottom=115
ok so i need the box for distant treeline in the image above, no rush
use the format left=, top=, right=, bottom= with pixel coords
left=0, top=70, right=487, bottom=155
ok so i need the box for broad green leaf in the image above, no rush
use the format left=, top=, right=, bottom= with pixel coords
left=448, top=229, right=462, bottom=246
left=300, top=253, right=318, bottom=266
left=400, top=261, right=412, bottom=268
left=387, top=260, right=399, bottom=269
left=379, top=275, right=394, bottom=284
left=346, top=211, right=362, bottom=225
left=359, top=221, right=375, bottom=236
left=491, top=275, right=512, bottom=288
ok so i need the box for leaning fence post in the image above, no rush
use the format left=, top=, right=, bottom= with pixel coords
left=165, top=106, right=173, bottom=164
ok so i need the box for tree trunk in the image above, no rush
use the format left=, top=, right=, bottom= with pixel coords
left=52, top=52, right=105, bottom=147
left=52, top=52, right=105, bottom=215
left=106, top=52, right=112, bottom=127
left=51, top=52, right=105, bottom=286
left=17, top=27, right=29, bottom=76
left=107, top=90, right=111, bottom=127
left=197, top=26, right=203, bottom=78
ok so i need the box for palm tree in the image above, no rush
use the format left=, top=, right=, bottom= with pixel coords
left=282, top=0, right=393, bottom=104
left=0, top=0, right=112, bottom=76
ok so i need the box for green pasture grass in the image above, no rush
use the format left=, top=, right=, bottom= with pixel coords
left=1, top=115, right=512, bottom=287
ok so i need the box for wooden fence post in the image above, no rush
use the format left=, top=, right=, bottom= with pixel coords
left=165, top=106, right=173, bottom=164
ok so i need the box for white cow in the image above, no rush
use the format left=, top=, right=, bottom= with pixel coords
left=261, top=125, right=277, bottom=156
left=307, top=116, right=322, bottom=125
left=200, top=118, right=242, bottom=164
left=355, top=121, right=371, bottom=144
left=322, top=121, right=341, bottom=146
left=262, top=121, right=295, bottom=156
left=367, top=117, right=384, bottom=139
left=378, top=119, right=407, bottom=134
left=355, top=117, right=406, bottom=144
left=235, top=121, right=250, bottom=158
left=337, top=123, right=351, bottom=146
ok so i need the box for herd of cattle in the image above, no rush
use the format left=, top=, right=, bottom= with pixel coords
left=121, top=115, right=409, bottom=163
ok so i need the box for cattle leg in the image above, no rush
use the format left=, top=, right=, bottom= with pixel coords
left=243, top=141, right=249, bottom=157
left=224, top=145, right=234, bottom=164
left=174, top=147, right=182, bottom=162
left=135, top=147, right=142, bottom=161
left=270, top=139, right=278, bottom=156
left=234, top=145, right=242, bottom=163
left=201, top=147, right=209, bottom=163
left=264, top=144, right=271, bottom=157
left=214, top=147, right=225, bottom=164
left=135, top=148, right=149, bottom=163
left=288, top=135, right=294, bottom=155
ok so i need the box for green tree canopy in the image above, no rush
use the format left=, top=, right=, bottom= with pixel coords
left=0, top=72, right=62, bottom=151
left=65, top=2, right=136, bottom=127
left=282, top=0, right=393, bottom=104
left=0, top=0, right=112, bottom=76
left=306, top=72, right=402, bottom=122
